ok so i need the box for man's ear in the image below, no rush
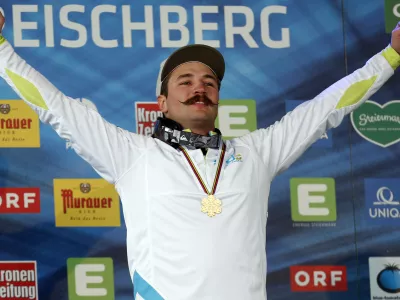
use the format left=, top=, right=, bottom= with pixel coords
left=157, top=95, right=168, bottom=113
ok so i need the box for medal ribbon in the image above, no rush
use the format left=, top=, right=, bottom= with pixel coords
left=179, top=143, right=226, bottom=195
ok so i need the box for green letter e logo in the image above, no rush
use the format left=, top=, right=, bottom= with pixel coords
left=215, top=99, right=257, bottom=140
left=290, top=178, right=337, bottom=222
left=67, top=257, right=115, bottom=300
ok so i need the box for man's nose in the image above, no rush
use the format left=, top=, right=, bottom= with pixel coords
left=193, top=82, right=206, bottom=95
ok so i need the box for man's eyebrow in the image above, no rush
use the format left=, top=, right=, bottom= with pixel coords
left=203, top=74, right=218, bottom=82
left=176, top=73, right=193, bottom=81
left=175, top=73, right=218, bottom=82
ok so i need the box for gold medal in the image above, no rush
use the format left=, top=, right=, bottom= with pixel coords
left=180, top=143, right=226, bottom=218
left=201, top=195, right=222, bottom=217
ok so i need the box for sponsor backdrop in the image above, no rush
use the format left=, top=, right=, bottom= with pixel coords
left=0, top=0, right=399, bottom=299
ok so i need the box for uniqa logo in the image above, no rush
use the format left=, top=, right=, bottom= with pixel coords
left=369, top=186, right=400, bottom=218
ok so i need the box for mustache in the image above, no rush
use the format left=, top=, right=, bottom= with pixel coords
left=178, top=95, right=218, bottom=106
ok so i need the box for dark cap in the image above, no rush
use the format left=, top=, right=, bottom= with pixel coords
left=156, top=44, right=225, bottom=96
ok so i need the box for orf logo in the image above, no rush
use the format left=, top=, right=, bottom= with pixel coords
left=290, top=265, right=347, bottom=292
left=80, top=183, right=91, bottom=193
left=0, top=104, right=10, bottom=114
left=0, top=188, right=40, bottom=213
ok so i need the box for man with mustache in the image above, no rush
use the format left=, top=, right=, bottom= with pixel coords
left=1, top=11, right=400, bottom=300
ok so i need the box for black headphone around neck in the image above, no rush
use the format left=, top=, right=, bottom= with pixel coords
left=152, top=117, right=222, bottom=150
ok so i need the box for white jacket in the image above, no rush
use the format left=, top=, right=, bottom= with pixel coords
left=1, top=35, right=399, bottom=299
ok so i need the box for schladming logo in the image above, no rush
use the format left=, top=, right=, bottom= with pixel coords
left=377, top=263, right=400, bottom=294
left=369, top=257, right=400, bottom=298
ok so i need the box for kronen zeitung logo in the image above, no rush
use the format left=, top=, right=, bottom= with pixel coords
left=350, top=100, right=400, bottom=147
left=0, top=261, right=38, bottom=299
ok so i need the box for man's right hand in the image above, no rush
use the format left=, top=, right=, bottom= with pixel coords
left=0, top=11, right=4, bottom=34
left=392, top=22, right=400, bottom=55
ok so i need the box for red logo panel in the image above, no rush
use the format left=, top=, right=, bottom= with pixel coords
left=0, top=188, right=40, bottom=213
left=290, top=265, right=347, bottom=292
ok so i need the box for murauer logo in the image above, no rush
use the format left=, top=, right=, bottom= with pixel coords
left=351, top=100, right=400, bottom=148
left=61, top=189, right=113, bottom=214
left=0, top=100, right=40, bottom=148
left=0, top=261, right=38, bottom=299
left=0, top=188, right=40, bottom=213
left=290, top=265, right=347, bottom=292
left=369, top=257, right=400, bottom=299
left=54, top=179, right=120, bottom=227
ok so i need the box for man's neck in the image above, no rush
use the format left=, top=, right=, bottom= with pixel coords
left=187, top=127, right=213, bottom=136
left=167, top=117, right=214, bottom=136
left=178, top=120, right=214, bottom=136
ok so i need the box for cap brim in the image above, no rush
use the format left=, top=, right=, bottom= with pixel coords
left=160, top=44, right=225, bottom=83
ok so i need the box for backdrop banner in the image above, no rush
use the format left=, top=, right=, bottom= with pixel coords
left=0, top=0, right=400, bottom=299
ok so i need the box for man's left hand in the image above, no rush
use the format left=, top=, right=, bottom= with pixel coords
left=392, top=22, right=400, bottom=54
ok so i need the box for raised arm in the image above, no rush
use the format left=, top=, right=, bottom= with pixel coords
left=0, top=13, right=150, bottom=184
left=238, top=22, right=400, bottom=179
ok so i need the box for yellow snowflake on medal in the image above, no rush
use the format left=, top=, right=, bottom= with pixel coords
left=201, top=195, right=222, bottom=217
